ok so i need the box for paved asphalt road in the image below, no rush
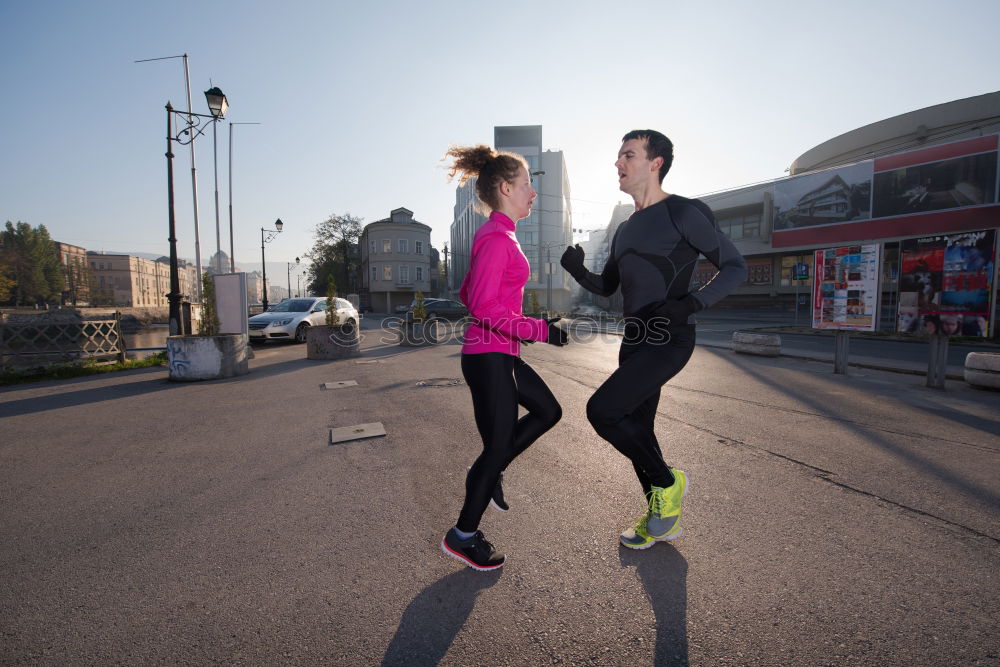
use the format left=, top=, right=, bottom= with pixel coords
left=2, top=317, right=998, bottom=666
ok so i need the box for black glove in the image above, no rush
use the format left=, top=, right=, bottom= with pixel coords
left=560, top=244, right=586, bottom=280
left=650, top=294, right=703, bottom=326
left=545, top=316, right=567, bottom=346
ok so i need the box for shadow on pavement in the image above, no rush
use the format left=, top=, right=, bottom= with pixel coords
left=380, top=567, right=501, bottom=666
left=619, top=544, right=689, bottom=666
left=0, top=374, right=180, bottom=418
left=698, top=348, right=1000, bottom=512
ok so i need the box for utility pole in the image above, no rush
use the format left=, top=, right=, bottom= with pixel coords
left=442, top=244, right=450, bottom=296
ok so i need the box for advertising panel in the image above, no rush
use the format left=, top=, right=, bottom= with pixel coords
left=873, top=152, right=997, bottom=219
left=745, top=257, right=773, bottom=286
left=774, top=161, right=873, bottom=231
left=896, top=230, right=995, bottom=337
left=772, top=135, right=1000, bottom=248
left=811, top=244, right=880, bottom=331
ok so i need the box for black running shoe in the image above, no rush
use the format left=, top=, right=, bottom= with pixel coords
left=441, top=528, right=505, bottom=571
left=467, top=467, right=509, bottom=512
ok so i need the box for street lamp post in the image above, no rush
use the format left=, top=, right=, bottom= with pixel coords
left=288, top=256, right=300, bottom=298
left=260, top=219, right=284, bottom=311
left=205, top=87, right=228, bottom=274
left=162, top=87, right=229, bottom=336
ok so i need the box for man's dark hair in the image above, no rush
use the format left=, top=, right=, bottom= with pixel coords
left=622, top=130, right=674, bottom=183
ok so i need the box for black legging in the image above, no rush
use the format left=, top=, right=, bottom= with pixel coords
left=586, top=325, right=696, bottom=494
left=457, top=353, right=562, bottom=532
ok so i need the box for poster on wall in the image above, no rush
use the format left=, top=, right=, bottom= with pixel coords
left=896, top=230, right=995, bottom=337
left=811, top=244, right=881, bottom=331
left=774, top=161, right=873, bottom=231
left=745, top=257, right=773, bottom=286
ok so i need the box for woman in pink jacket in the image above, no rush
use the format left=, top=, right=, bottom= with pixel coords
left=440, top=145, right=567, bottom=571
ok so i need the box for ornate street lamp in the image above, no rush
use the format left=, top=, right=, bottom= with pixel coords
left=204, top=87, right=229, bottom=275
left=163, top=89, right=227, bottom=335
left=260, top=219, right=284, bottom=311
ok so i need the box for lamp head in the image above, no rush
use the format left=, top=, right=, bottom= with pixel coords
left=274, top=219, right=283, bottom=231
left=295, top=256, right=300, bottom=265
left=204, top=87, right=229, bottom=118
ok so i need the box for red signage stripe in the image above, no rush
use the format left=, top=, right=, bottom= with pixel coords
left=771, top=206, right=1000, bottom=248
left=874, top=135, right=998, bottom=172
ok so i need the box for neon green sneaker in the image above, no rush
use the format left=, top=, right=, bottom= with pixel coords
left=619, top=470, right=688, bottom=549
left=649, top=469, right=688, bottom=520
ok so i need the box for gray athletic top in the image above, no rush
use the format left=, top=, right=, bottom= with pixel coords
left=575, top=195, right=748, bottom=320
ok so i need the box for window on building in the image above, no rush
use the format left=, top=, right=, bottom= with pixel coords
left=372, top=266, right=378, bottom=282
left=416, top=266, right=423, bottom=281
left=370, top=240, right=376, bottom=254
left=398, top=239, right=408, bottom=253
left=383, top=265, right=392, bottom=281
left=399, top=265, right=410, bottom=284
left=382, top=239, right=392, bottom=253
left=415, top=241, right=423, bottom=255
left=718, top=212, right=762, bottom=240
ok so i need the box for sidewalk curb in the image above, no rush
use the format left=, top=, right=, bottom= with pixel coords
left=697, top=340, right=966, bottom=381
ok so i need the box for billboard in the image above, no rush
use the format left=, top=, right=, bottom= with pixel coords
left=773, top=135, right=1000, bottom=248
left=774, top=161, right=873, bottom=231
left=873, top=152, right=997, bottom=219
left=896, top=230, right=995, bottom=337
left=812, top=244, right=881, bottom=331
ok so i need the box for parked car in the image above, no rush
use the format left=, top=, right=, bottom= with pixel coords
left=406, top=297, right=469, bottom=320
left=572, top=304, right=608, bottom=318
left=248, top=297, right=359, bottom=343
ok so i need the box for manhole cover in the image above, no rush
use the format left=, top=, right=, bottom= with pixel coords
left=416, top=378, right=462, bottom=387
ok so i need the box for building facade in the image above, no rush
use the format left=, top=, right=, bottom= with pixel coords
left=54, top=242, right=90, bottom=306
left=86, top=252, right=198, bottom=308
left=360, top=208, right=433, bottom=313
left=693, top=90, right=1000, bottom=336
left=449, top=125, right=575, bottom=312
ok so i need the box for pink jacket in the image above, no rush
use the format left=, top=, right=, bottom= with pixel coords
left=460, top=211, right=549, bottom=355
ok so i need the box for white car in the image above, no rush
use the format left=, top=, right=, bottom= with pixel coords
left=248, top=297, right=359, bottom=343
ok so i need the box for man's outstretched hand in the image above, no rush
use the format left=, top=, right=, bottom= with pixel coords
left=560, top=244, right=586, bottom=279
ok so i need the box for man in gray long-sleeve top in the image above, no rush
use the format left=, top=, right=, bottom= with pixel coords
left=561, top=129, right=747, bottom=550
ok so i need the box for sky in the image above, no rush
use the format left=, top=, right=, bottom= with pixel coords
left=2, top=0, right=998, bottom=279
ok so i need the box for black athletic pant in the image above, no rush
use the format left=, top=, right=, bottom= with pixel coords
left=457, top=353, right=562, bottom=533
left=586, top=324, right=696, bottom=495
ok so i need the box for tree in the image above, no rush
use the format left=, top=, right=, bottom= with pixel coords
left=325, top=277, right=340, bottom=326
left=306, top=213, right=363, bottom=298
left=0, top=221, right=63, bottom=306
left=0, top=264, right=13, bottom=303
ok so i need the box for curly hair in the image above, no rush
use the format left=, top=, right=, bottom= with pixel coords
left=444, top=145, right=528, bottom=214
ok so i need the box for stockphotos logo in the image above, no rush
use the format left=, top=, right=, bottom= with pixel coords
left=321, top=316, right=675, bottom=347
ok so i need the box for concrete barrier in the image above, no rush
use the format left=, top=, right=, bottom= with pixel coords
left=964, top=352, right=1000, bottom=390
left=732, top=331, right=781, bottom=357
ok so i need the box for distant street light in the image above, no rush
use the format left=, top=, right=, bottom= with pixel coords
left=288, top=256, right=300, bottom=299
left=260, top=219, right=284, bottom=311
left=162, top=89, right=228, bottom=336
